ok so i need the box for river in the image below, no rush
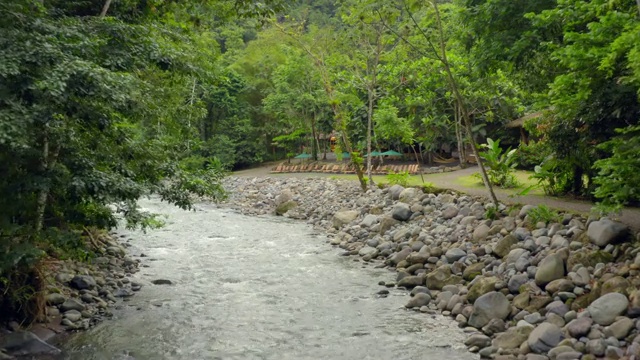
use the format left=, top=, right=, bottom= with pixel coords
left=56, top=198, right=476, bottom=360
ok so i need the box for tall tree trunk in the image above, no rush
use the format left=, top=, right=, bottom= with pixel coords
left=311, top=112, right=318, bottom=161
left=99, top=0, right=112, bottom=17
left=455, top=103, right=467, bottom=168
left=366, top=89, right=374, bottom=186
left=35, top=131, right=60, bottom=233
left=431, top=0, right=498, bottom=205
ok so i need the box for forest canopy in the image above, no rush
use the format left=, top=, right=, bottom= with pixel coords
left=1, top=0, right=639, bottom=319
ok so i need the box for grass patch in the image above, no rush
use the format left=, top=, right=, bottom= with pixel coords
left=331, top=174, right=435, bottom=188
left=455, top=170, right=545, bottom=196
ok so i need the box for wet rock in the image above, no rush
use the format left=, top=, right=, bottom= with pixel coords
left=113, top=288, right=134, bottom=297
left=587, top=292, right=629, bottom=325
left=468, top=291, right=511, bottom=328
left=405, top=292, right=431, bottom=308
left=535, top=253, right=565, bottom=287
left=397, top=276, right=424, bottom=288
left=464, top=334, right=491, bottom=349
left=70, top=275, right=96, bottom=290
left=528, top=322, right=563, bottom=354
left=63, top=310, right=82, bottom=322
left=587, top=219, right=629, bottom=247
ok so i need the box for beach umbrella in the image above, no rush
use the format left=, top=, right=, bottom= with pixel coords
left=380, top=150, right=403, bottom=156
left=365, top=151, right=382, bottom=157
left=294, top=153, right=312, bottom=159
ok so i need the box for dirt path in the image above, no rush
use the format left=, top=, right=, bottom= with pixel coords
left=233, top=164, right=640, bottom=231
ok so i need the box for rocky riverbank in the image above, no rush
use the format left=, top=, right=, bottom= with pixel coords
left=0, top=232, right=142, bottom=359
left=221, top=176, right=640, bottom=360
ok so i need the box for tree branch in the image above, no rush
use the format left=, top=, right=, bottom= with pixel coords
left=100, top=0, right=112, bottom=17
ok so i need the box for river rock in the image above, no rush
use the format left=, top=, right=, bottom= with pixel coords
left=63, top=310, right=82, bottom=322
left=397, top=275, right=424, bottom=288
left=604, top=317, right=634, bottom=339
left=565, top=317, right=592, bottom=338
left=399, top=188, right=419, bottom=203
left=405, top=292, right=431, bottom=308
left=508, top=273, right=529, bottom=293
left=60, top=299, right=85, bottom=312
left=274, top=189, right=293, bottom=206
left=493, top=326, right=532, bottom=349
left=45, top=293, right=66, bottom=306
left=332, top=210, right=359, bottom=229
left=445, top=248, right=466, bottom=263
left=494, top=235, right=518, bottom=258
left=467, top=276, right=499, bottom=303
left=464, top=334, right=491, bottom=349
left=587, top=219, right=628, bottom=247
left=70, top=275, right=96, bottom=290
left=535, top=253, right=565, bottom=286
left=361, top=214, right=379, bottom=228
left=587, top=292, right=629, bottom=325
left=442, top=205, right=459, bottom=220
left=473, top=224, right=490, bottom=242
left=527, top=322, right=563, bottom=354
left=275, top=200, right=298, bottom=216
left=426, top=266, right=461, bottom=290
left=463, top=262, right=485, bottom=281
left=601, top=276, right=631, bottom=296
left=388, top=184, right=405, bottom=200
left=391, top=203, right=412, bottom=221
left=468, top=291, right=510, bottom=329
left=389, top=247, right=412, bottom=265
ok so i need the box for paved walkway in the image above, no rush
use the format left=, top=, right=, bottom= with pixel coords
left=233, top=164, right=640, bottom=231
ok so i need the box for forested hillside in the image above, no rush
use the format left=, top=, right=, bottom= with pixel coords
left=1, top=0, right=639, bottom=321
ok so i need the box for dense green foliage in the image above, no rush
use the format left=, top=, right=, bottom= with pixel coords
left=2, top=0, right=639, bottom=321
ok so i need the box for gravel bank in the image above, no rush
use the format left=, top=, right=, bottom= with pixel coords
left=221, top=175, right=640, bottom=360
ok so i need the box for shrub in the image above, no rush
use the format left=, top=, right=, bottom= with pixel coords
left=527, top=204, right=562, bottom=224
left=479, top=138, right=520, bottom=188
left=386, top=171, right=410, bottom=187
left=514, top=141, right=551, bottom=170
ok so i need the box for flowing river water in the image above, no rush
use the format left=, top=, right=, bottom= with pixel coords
left=56, top=198, right=476, bottom=360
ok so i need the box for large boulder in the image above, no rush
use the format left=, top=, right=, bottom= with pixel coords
left=534, top=253, right=565, bottom=286
left=274, top=189, right=293, bottom=206
left=388, top=184, right=405, bottom=200
left=275, top=200, right=298, bottom=215
left=463, top=262, right=485, bottom=281
left=527, top=322, right=563, bottom=354
left=399, top=188, right=419, bottom=203
left=588, top=292, right=629, bottom=326
left=405, top=292, right=431, bottom=308
left=332, top=210, right=359, bottom=229
left=468, top=291, right=510, bottom=329
left=391, top=203, right=412, bottom=221
left=587, top=219, right=629, bottom=247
